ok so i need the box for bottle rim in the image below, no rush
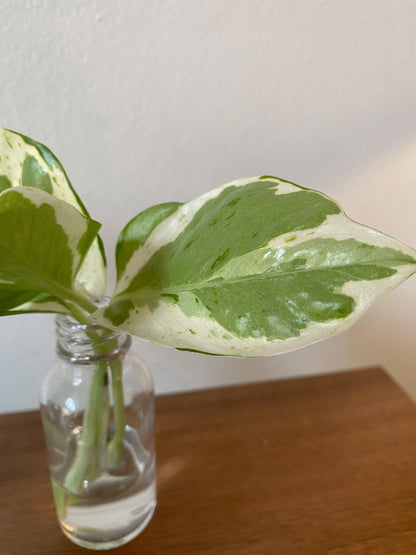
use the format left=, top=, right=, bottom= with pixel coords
left=55, top=313, right=132, bottom=363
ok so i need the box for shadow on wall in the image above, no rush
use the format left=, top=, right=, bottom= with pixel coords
left=332, top=139, right=416, bottom=400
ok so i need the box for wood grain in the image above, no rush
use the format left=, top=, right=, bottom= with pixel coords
left=1, top=367, right=416, bottom=554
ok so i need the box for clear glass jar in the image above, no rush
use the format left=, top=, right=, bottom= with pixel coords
left=40, top=314, right=156, bottom=550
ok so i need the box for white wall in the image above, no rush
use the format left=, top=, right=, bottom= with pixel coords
left=1, top=0, right=415, bottom=413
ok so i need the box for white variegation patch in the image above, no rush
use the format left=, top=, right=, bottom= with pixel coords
left=270, top=180, right=300, bottom=195
left=266, top=213, right=416, bottom=255
left=75, top=247, right=107, bottom=300
left=5, top=300, right=70, bottom=315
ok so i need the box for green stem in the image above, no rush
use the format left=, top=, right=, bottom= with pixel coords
left=64, top=299, right=97, bottom=326
left=107, top=360, right=126, bottom=466
left=54, top=285, right=99, bottom=318
left=64, top=364, right=107, bottom=493
left=98, top=363, right=110, bottom=469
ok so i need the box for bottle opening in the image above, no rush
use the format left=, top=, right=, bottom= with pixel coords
left=56, top=314, right=131, bottom=363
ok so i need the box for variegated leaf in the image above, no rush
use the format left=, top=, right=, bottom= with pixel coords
left=95, top=176, right=416, bottom=356
left=0, top=127, right=106, bottom=313
left=0, top=187, right=101, bottom=315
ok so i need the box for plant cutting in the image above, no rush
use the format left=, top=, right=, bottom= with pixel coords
left=1, top=125, right=415, bottom=550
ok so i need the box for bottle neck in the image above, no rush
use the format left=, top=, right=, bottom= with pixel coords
left=56, top=314, right=131, bottom=364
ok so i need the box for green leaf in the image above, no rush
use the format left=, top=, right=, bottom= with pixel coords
left=0, top=187, right=101, bottom=315
left=0, top=175, right=12, bottom=192
left=0, top=287, right=70, bottom=316
left=115, top=202, right=182, bottom=280
left=94, top=176, right=416, bottom=356
left=0, top=127, right=106, bottom=307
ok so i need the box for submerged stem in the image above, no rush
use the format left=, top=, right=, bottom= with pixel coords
left=107, top=360, right=126, bottom=466
left=64, top=364, right=107, bottom=493
left=62, top=299, right=128, bottom=496
left=98, top=365, right=110, bottom=469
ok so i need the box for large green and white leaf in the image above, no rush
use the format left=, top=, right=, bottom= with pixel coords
left=0, top=127, right=106, bottom=311
left=0, top=187, right=101, bottom=316
left=94, top=176, right=416, bottom=356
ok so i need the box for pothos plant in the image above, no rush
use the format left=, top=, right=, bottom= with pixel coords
left=1, top=126, right=415, bottom=497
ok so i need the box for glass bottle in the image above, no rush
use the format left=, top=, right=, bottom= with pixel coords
left=40, top=314, right=156, bottom=550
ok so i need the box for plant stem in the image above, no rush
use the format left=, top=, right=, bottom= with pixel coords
left=107, top=359, right=126, bottom=466
left=98, top=363, right=110, bottom=469
left=64, top=363, right=107, bottom=493
left=64, top=299, right=97, bottom=327
left=62, top=298, right=127, bottom=495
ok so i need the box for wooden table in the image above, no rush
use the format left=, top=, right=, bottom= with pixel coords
left=2, top=367, right=416, bottom=554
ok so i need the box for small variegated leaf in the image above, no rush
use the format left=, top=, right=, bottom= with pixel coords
left=0, top=127, right=106, bottom=309
left=0, top=187, right=101, bottom=315
left=94, top=176, right=416, bottom=356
